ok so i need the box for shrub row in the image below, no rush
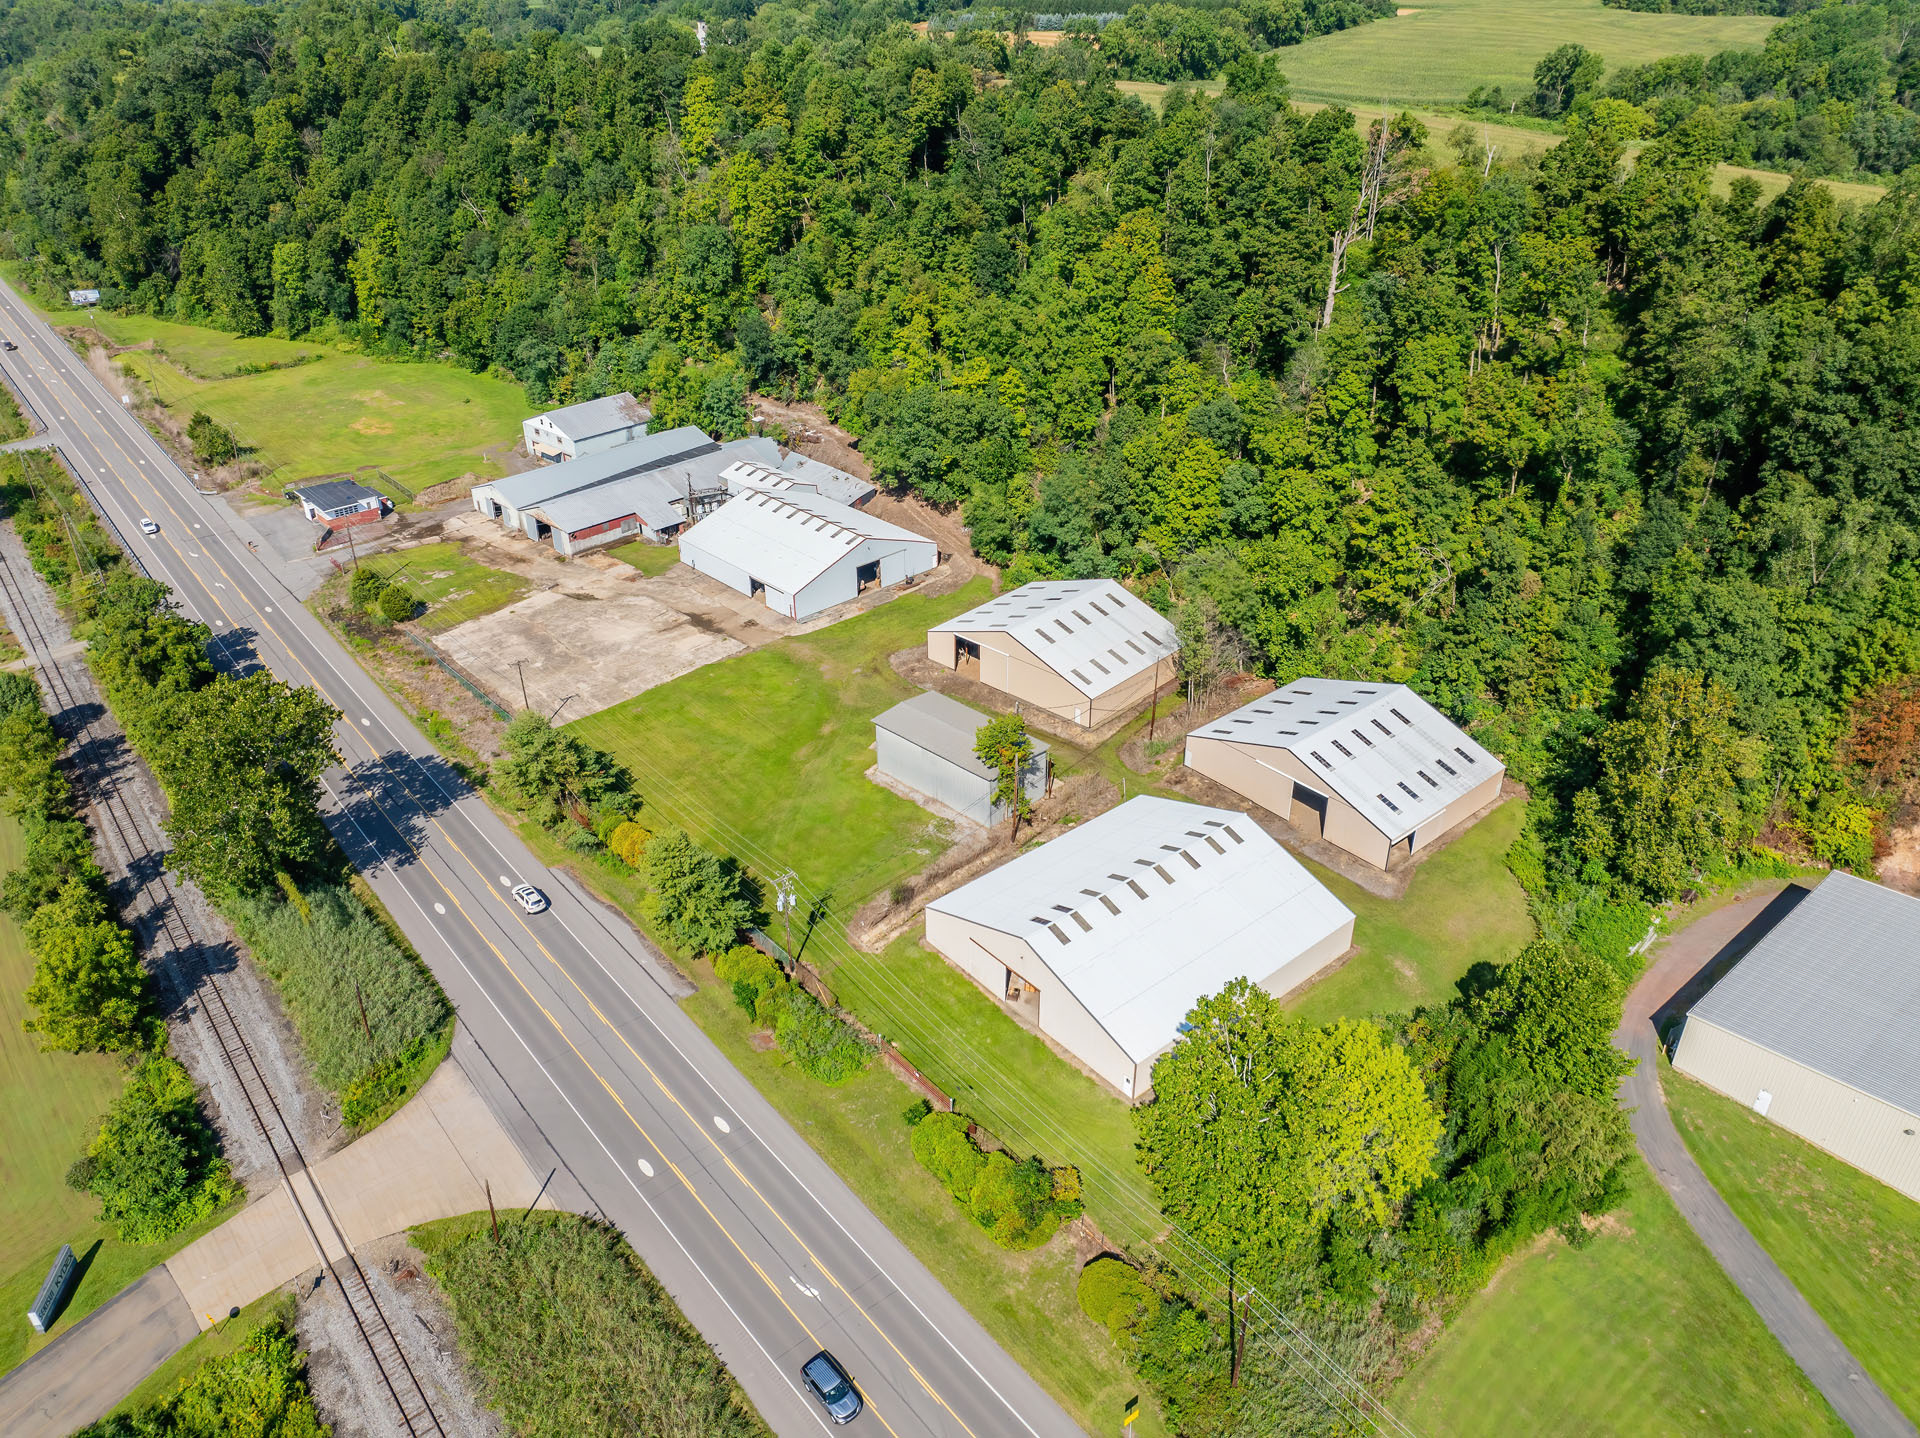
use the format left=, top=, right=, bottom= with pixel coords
left=908, top=1110, right=1083, bottom=1250
left=77, top=1315, right=323, bottom=1438
left=714, top=944, right=874, bottom=1084
left=66, top=1055, right=238, bottom=1243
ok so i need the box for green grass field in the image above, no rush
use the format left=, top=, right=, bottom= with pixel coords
left=1395, top=1155, right=1845, bottom=1435
left=0, top=280, right=530, bottom=500
left=1289, top=798, right=1534, bottom=1023
left=1277, top=0, right=1777, bottom=107
left=607, top=539, right=684, bottom=577
left=569, top=579, right=993, bottom=909
left=0, top=817, right=227, bottom=1374
left=108, top=1290, right=296, bottom=1417
left=362, top=541, right=530, bottom=634
left=1670, top=1070, right=1920, bottom=1426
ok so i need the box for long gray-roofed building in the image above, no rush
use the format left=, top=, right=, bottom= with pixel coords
left=924, top=795, right=1354, bottom=1100
left=521, top=391, right=650, bottom=461
left=470, top=425, right=720, bottom=552
left=873, top=691, right=1049, bottom=826
left=1673, top=871, right=1920, bottom=1201
left=1183, top=678, right=1504, bottom=870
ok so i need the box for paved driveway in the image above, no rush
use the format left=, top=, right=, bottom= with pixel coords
left=1619, top=887, right=1916, bottom=1437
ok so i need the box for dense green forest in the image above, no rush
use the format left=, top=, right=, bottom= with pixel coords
left=1, top=0, right=1916, bottom=1425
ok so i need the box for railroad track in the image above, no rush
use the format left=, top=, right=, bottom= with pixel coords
left=0, top=515, right=445, bottom=1438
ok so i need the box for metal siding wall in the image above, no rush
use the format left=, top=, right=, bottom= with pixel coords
left=928, top=631, right=958, bottom=667
left=1183, top=738, right=1395, bottom=866
left=794, top=558, right=858, bottom=619
left=955, top=635, right=1089, bottom=724
left=1409, top=770, right=1505, bottom=853
left=925, top=912, right=1136, bottom=1096
left=680, top=534, right=754, bottom=596
left=1257, top=918, right=1356, bottom=1002
left=874, top=731, right=995, bottom=825
left=1674, top=1018, right=1920, bottom=1202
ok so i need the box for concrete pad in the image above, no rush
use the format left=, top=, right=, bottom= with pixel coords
left=0, top=1267, right=198, bottom=1437
left=167, top=1056, right=553, bottom=1331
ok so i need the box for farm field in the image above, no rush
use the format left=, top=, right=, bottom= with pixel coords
left=2, top=275, right=528, bottom=499
left=1288, top=798, right=1533, bottom=1024
left=1395, top=1155, right=1845, bottom=1436
left=361, top=541, right=530, bottom=635
left=1670, top=1070, right=1920, bottom=1426
left=1277, top=0, right=1777, bottom=107
left=0, top=816, right=224, bottom=1374
left=1119, top=86, right=1886, bottom=205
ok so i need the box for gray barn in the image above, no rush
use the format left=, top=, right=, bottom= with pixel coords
left=1673, top=871, right=1920, bottom=1202
left=873, top=692, right=1048, bottom=827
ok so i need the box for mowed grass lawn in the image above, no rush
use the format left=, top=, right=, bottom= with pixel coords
left=0, top=284, right=529, bottom=499
left=1277, top=0, right=1777, bottom=107
left=683, top=976, right=1170, bottom=1438
left=569, top=578, right=993, bottom=909
left=1670, top=1070, right=1920, bottom=1425
left=362, top=541, right=529, bottom=634
left=1396, top=1155, right=1844, bottom=1436
left=0, top=817, right=224, bottom=1374
left=1289, top=798, right=1533, bottom=1023
left=607, top=539, right=684, bottom=577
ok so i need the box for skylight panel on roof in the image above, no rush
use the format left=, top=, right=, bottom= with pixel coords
left=1071, top=911, right=1093, bottom=932
left=1390, top=707, right=1412, bottom=725
left=1352, top=728, right=1373, bottom=747
left=1333, top=740, right=1353, bottom=758
left=1089, top=658, right=1109, bottom=675
left=1154, top=865, right=1175, bottom=883
left=1090, top=602, right=1109, bottom=616
left=1160, top=844, right=1182, bottom=852
left=1072, top=609, right=1091, bottom=623
left=1436, top=758, right=1457, bottom=776
left=1356, top=687, right=1378, bottom=693
left=1312, top=751, right=1331, bottom=768
left=1181, top=850, right=1201, bottom=869
left=1038, top=629, right=1056, bottom=643
left=1056, top=620, right=1074, bottom=636
left=1379, top=792, right=1400, bottom=813
left=1099, top=895, right=1120, bottom=915
left=1222, top=825, right=1243, bottom=843
left=1418, top=770, right=1438, bottom=787
left=1108, top=648, right=1129, bottom=666
left=1397, top=781, right=1419, bottom=799
left=1127, top=639, right=1145, bottom=655
left=1373, top=719, right=1393, bottom=737
left=1071, top=668, right=1091, bottom=684
left=1203, top=835, right=1224, bottom=854
left=1049, top=924, right=1070, bottom=944
left=1455, top=746, right=1477, bottom=764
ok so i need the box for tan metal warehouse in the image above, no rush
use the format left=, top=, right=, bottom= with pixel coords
left=1673, top=872, right=1920, bottom=1203
left=926, top=580, right=1177, bottom=728
left=924, top=795, right=1355, bottom=1101
left=1182, top=679, right=1503, bottom=870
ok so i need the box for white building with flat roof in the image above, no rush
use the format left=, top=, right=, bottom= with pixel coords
left=925, top=795, right=1355, bottom=1100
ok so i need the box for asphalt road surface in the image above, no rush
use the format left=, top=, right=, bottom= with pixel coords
left=0, top=280, right=1086, bottom=1438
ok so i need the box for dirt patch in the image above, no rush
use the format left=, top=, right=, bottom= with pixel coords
left=1875, top=801, right=1920, bottom=895
left=296, top=1233, right=502, bottom=1438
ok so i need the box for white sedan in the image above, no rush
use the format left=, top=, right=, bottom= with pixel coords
left=139, top=518, right=160, bottom=535
left=511, top=883, right=549, bottom=915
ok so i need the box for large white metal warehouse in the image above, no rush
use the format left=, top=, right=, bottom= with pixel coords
left=521, top=391, right=650, bottom=461
left=1673, top=871, right=1920, bottom=1202
left=678, top=488, right=938, bottom=620
left=924, top=795, right=1355, bottom=1100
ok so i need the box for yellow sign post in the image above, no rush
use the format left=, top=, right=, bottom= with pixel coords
left=1122, top=1396, right=1140, bottom=1429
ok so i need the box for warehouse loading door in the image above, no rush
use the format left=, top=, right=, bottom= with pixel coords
left=1290, top=782, right=1328, bottom=838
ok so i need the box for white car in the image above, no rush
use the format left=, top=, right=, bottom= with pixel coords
left=139, top=518, right=159, bottom=535
left=511, top=883, right=549, bottom=915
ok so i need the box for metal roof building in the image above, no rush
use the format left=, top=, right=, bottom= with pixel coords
left=1674, top=872, right=1920, bottom=1201
left=872, top=691, right=1049, bottom=827
left=286, top=479, right=388, bottom=522
left=470, top=426, right=720, bottom=552
left=522, top=392, right=650, bottom=461
left=679, top=488, right=938, bottom=620
left=723, top=456, right=877, bottom=508
left=1183, top=679, right=1504, bottom=870
left=927, top=580, right=1178, bottom=728
left=925, top=795, right=1354, bottom=1100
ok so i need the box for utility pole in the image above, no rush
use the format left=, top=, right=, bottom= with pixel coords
left=1147, top=653, right=1164, bottom=742
left=513, top=659, right=530, bottom=711
left=774, top=871, right=796, bottom=966
left=548, top=694, right=575, bottom=723
left=486, top=1181, right=500, bottom=1245
left=354, top=979, right=373, bottom=1043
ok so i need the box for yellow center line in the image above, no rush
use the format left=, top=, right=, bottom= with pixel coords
left=5, top=320, right=927, bottom=1436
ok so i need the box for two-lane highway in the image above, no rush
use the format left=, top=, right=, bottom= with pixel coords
left=0, top=279, right=1085, bottom=1438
